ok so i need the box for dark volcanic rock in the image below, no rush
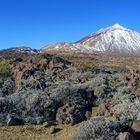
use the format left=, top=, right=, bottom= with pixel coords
left=6, top=114, right=24, bottom=126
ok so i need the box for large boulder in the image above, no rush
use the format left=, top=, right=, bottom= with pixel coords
left=52, top=85, right=95, bottom=124
left=56, top=103, right=86, bottom=125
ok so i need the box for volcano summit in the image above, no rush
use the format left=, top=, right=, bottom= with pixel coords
left=42, top=24, right=140, bottom=55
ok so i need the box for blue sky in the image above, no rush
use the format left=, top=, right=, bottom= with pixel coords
left=0, top=0, right=140, bottom=49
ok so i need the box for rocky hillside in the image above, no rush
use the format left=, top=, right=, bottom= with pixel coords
left=0, top=46, right=39, bottom=55
left=42, top=24, right=140, bottom=55
left=0, top=52, right=140, bottom=139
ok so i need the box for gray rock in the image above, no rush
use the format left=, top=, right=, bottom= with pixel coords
left=116, top=132, right=136, bottom=140
left=50, top=126, right=55, bottom=134
left=85, top=111, right=92, bottom=120
left=131, top=120, right=140, bottom=133
left=42, top=121, right=57, bottom=128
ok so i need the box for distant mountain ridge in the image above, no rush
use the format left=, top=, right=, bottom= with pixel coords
left=0, top=46, right=39, bottom=54
left=41, top=24, right=140, bottom=55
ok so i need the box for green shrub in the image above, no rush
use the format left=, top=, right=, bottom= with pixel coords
left=77, top=63, right=98, bottom=72
left=0, top=60, right=12, bottom=85
left=88, top=77, right=112, bottom=104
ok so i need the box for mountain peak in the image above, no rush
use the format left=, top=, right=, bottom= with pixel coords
left=42, top=24, right=140, bottom=55
left=112, top=24, right=125, bottom=29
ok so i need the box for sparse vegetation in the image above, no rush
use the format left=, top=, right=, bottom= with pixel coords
left=0, top=60, right=13, bottom=86
left=0, top=52, right=139, bottom=140
left=71, top=117, right=125, bottom=140
left=76, top=63, right=98, bottom=72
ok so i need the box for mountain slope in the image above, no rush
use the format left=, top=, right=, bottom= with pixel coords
left=42, top=24, right=140, bottom=54
left=0, top=46, right=39, bottom=54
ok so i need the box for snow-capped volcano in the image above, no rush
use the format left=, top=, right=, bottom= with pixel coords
left=41, top=24, right=140, bottom=54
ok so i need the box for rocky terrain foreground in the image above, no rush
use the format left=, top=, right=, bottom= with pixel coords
left=0, top=52, right=140, bottom=140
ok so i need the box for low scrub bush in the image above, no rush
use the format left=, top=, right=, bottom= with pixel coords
left=88, top=76, right=114, bottom=104
left=71, top=117, right=125, bottom=140
left=76, top=63, right=98, bottom=72
left=2, top=79, right=15, bottom=96
left=111, top=98, right=140, bottom=121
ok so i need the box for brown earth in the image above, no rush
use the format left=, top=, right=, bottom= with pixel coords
left=0, top=123, right=81, bottom=140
